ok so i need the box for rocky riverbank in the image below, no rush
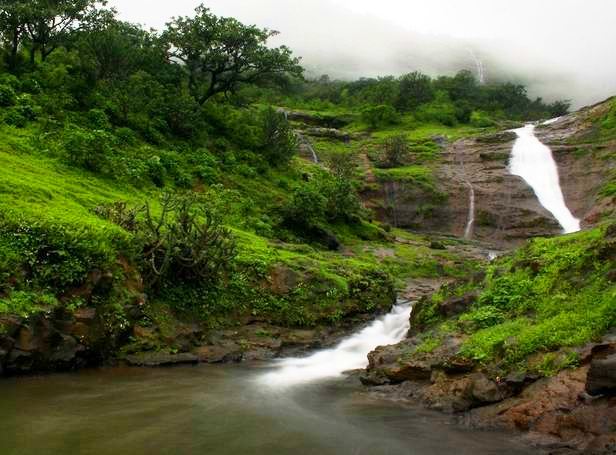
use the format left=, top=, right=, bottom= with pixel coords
left=358, top=223, right=616, bottom=454
left=362, top=333, right=616, bottom=453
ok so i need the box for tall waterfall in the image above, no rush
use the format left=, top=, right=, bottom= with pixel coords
left=509, top=124, right=581, bottom=234
left=259, top=301, right=411, bottom=387
left=468, top=49, right=486, bottom=84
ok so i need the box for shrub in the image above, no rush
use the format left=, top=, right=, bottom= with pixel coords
left=284, top=180, right=328, bottom=228
left=361, top=104, right=399, bottom=129
left=63, top=124, right=115, bottom=172
left=381, top=135, right=409, bottom=168
left=261, top=107, right=297, bottom=166
left=139, top=193, right=237, bottom=289
left=470, top=110, right=496, bottom=127
left=0, top=84, right=16, bottom=107
left=87, top=109, right=112, bottom=130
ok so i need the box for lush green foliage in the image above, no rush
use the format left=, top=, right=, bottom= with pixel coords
left=413, top=226, right=616, bottom=377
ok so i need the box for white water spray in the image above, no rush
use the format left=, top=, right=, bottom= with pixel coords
left=468, top=49, right=486, bottom=84
left=464, top=182, right=475, bottom=239
left=259, top=301, right=411, bottom=387
left=509, top=123, right=580, bottom=233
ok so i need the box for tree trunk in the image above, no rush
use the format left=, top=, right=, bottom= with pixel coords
left=8, top=28, right=19, bottom=70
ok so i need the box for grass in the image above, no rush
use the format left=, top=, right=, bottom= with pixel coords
left=410, top=226, right=616, bottom=376
left=0, top=116, right=478, bottom=328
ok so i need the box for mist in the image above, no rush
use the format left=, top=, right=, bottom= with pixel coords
left=108, top=0, right=616, bottom=108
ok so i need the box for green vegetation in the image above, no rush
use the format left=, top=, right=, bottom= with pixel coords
left=1, top=0, right=606, bottom=378
left=411, top=226, right=616, bottom=377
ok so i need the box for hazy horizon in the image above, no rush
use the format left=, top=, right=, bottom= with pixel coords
left=108, top=0, right=616, bottom=108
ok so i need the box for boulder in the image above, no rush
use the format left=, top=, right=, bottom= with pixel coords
left=193, top=343, right=242, bottom=363
left=438, top=292, right=478, bottom=318
left=269, top=266, right=300, bottom=294
left=586, top=354, right=616, bottom=396
left=475, top=131, right=517, bottom=144
left=125, top=352, right=198, bottom=367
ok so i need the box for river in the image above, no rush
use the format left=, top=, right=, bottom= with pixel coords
left=0, top=364, right=535, bottom=455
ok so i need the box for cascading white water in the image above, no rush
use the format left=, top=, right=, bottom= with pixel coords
left=468, top=49, right=486, bottom=84
left=259, top=301, right=412, bottom=387
left=464, top=182, right=475, bottom=239
left=509, top=123, right=580, bottom=234
left=306, top=141, right=319, bottom=164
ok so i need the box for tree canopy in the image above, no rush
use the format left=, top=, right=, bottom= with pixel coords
left=164, top=5, right=303, bottom=104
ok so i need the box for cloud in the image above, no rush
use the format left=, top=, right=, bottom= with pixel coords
left=108, top=0, right=616, bottom=108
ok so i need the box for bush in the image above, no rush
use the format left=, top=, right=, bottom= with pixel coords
left=470, top=110, right=496, bottom=127
left=284, top=180, right=328, bottom=228
left=138, top=193, right=237, bottom=290
left=0, top=84, right=16, bottom=107
left=87, top=109, right=111, bottom=130
left=381, top=135, right=409, bottom=168
left=261, top=107, right=297, bottom=166
left=361, top=104, right=399, bottom=129
left=63, top=125, right=116, bottom=172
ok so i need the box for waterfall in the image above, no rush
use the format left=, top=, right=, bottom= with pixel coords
left=509, top=124, right=581, bottom=234
left=296, top=132, right=319, bottom=164
left=259, top=301, right=412, bottom=387
left=468, top=49, right=486, bottom=84
left=464, top=182, right=476, bottom=240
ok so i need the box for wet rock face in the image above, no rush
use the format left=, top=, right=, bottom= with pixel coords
left=586, top=355, right=616, bottom=395
left=0, top=312, right=101, bottom=375
left=362, top=334, right=616, bottom=453
left=371, top=99, right=616, bottom=246
left=586, top=341, right=616, bottom=396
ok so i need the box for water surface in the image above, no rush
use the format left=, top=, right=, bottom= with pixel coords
left=0, top=365, right=535, bottom=455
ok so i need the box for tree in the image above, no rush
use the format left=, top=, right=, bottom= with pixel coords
left=23, top=0, right=103, bottom=63
left=0, top=0, right=28, bottom=69
left=76, top=11, right=166, bottom=82
left=361, top=104, right=399, bottom=129
left=434, top=70, right=479, bottom=103
left=261, top=107, right=297, bottom=166
left=164, top=5, right=303, bottom=104
left=396, top=71, right=434, bottom=112
left=381, top=135, right=409, bottom=168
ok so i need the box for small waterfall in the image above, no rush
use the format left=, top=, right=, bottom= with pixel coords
left=509, top=124, right=581, bottom=233
left=296, top=132, right=319, bottom=164
left=468, top=49, right=486, bottom=84
left=464, top=182, right=476, bottom=239
left=259, top=301, right=412, bottom=387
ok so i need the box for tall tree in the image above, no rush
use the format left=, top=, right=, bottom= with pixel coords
left=0, top=0, right=27, bottom=69
left=23, top=0, right=102, bottom=63
left=164, top=5, right=303, bottom=104
left=395, top=71, right=434, bottom=112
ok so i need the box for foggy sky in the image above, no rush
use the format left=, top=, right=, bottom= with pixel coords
left=107, top=0, right=616, bottom=108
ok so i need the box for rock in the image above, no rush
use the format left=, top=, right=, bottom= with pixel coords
left=586, top=354, right=616, bottom=396
left=125, top=352, right=198, bottom=367
left=431, top=135, right=448, bottom=147
left=470, top=373, right=507, bottom=404
left=242, top=348, right=277, bottom=361
left=193, top=344, right=242, bottom=363
left=133, top=325, right=156, bottom=339
left=74, top=308, right=96, bottom=322
left=475, top=131, right=517, bottom=144
left=49, top=334, right=85, bottom=364
left=269, top=266, right=300, bottom=294
left=429, top=240, right=446, bottom=250
left=15, top=325, right=42, bottom=352
left=304, top=127, right=351, bottom=142
left=438, top=292, right=478, bottom=318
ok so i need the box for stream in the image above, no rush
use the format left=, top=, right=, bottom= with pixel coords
left=0, top=121, right=580, bottom=454
left=0, top=363, right=534, bottom=455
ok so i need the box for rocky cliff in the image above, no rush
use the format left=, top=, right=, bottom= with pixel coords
left=370, top=98, right=616, bottom=247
